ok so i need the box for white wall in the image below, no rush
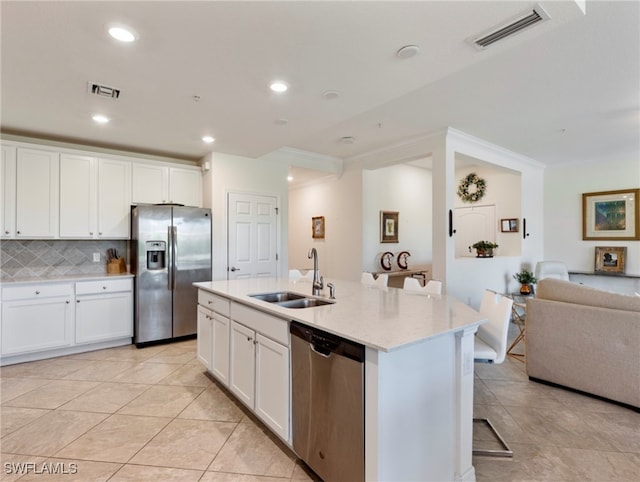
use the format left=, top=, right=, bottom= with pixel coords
left=362, top=164, right=433, bottom=273
left=288, top=168, right=363, bottom=281
left=205, top=152, right=289, bottom=281
left=544, top=158, right=640, bottom=276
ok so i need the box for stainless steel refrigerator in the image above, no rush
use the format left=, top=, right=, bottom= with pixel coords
left=131, top=205, right=212, bottom=346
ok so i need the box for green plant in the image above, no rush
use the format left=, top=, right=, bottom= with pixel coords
left=513, top=269, right=537, bottom=284
left=471, top=240, right=498, bottom=250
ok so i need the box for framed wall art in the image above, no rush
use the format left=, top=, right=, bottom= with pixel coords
left=312, top=216, right=325, bottom=239
left=582, top=188, right=639, bottom=240
left=380, top=211, right=399, bottom=243
left=594, top=246, right=626, bottom=274
left=500, top=218, right=519, bottom=233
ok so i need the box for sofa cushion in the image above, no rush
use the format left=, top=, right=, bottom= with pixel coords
left=536, top=278, right=640, bottom=313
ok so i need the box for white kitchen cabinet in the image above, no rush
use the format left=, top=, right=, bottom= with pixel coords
left=132, top=163, right=202, bottom=207
left=15, top=148, right=59, bottom=238
left=230, top=320, right=256, bottom=407
left=75, top=278, right=133, bottom=344
left=227, top=301, right=290, bottom=441
left=0, top=145, right=17, bottom=238
left=211, top=313, right=230, bottom=384
left=197, top=305, right=214, bottom=370
left=59, top=155, right=131, bottom=239
left=97, top=159, right=131, bottom=238
left=255, top=332, right=290, bottom=440
left=1, top=283, right=74, bottom=355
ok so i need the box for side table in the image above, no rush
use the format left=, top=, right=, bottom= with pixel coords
left=506, top=293, right=533, bottom=362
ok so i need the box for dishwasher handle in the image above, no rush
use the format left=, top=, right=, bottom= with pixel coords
left=291, top=321, right=365, bottom=363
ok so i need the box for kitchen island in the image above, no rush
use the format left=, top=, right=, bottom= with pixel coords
left=194, top=277, right=484, bottom=482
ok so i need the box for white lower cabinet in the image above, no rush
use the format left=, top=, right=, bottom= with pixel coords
left=230, top=320, right=256, bottom=406
left=1, top=283, right=74, bottom=355
left=211, top=313, right=230, bottom=384
left=75, top=279, right=133, bottom=344
left=197, top=305, right=214, bottom=370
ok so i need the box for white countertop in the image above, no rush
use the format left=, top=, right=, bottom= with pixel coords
left=1, top=273, right=134, bottom=285
left=194, top=277, right=485, bottom=352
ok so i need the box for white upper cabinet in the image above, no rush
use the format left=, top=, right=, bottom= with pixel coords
left=59, top=155, right=130, bottom=239
left=59, top=154, right=96, bottom=238
left=132, top=163, right=202, bottom=207
left=131, top=163, right=169, bottom=204
left=169, top=167, right=202, bottom=207
left=15, top=148, right=59, bottom=238
left=97, top=158, right=131, bottom=238
left=1, top=145, right=17, bottom=238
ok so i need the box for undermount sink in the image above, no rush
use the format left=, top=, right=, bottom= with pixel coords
left=276, top=298, right=335, bottom=309
left=249, top=291, right=306, bottom=303
left=248, top=291, right=334, bottom=309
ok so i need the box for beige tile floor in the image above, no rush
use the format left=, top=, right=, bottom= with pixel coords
left=0, top=330, right=638, bottom=482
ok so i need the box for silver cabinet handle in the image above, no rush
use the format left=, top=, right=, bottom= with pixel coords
left=102, top=286, right=107, bottom=290
left=35, top=290, right=40, bottom=295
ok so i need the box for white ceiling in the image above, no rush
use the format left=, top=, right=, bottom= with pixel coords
left=1, top=1, right=638, bottom=168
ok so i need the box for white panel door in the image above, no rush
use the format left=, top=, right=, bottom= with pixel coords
left=227, top=192, right=278, bottom=279
left=454, top=205, right=496, bottom=258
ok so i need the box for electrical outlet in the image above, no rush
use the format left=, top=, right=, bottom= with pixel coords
left=93, top=252, right=100, bottom=262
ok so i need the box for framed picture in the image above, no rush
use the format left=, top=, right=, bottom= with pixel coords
left=380, top=211, right=399, bottom=243
left=500, top=218, right=519, bottom=233
left=582, top=189, right=639, bottom=240
left=594, top=246, right=626, bottom=274
left=311, top=216, right=325, bottom=239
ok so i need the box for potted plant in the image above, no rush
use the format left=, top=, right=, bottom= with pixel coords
left=469, top=241, right=498, bottom=258
left=513, top=269, right=537, bottom=295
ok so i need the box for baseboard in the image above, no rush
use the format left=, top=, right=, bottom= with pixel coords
left=528, top=376, right=639, bottom=413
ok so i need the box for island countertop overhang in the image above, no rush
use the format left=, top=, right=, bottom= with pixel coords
left=194, top=277, right=485, bottom=352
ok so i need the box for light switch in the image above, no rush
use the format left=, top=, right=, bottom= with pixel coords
left=93, top=252, right=100, bottom=262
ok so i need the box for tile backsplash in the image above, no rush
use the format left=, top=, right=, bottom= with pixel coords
left=0, top=240, right=128, bottom=281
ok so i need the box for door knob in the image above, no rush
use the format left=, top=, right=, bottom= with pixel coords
left=230, top=267, right=240, bottom=272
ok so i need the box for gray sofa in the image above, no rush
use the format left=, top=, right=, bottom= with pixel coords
left=526, top=278, right=640, bottom=409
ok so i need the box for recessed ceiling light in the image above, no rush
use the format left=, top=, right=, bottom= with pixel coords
left=108, top=24, right=138, bottom=43
left=92, top=114, right=110, bottom=124
left=322, top=90, right=340, bottom=100
left=274, top=118, right=288, bottom=126
left=202, top=136, right=215, bottom=144
left=396, top=44, right=420, bottom=59
left=270, top=81, right=289, bottom=93
left=287, top=176, right=294, bottom=182
left=339, top=136, right=356, bottom=144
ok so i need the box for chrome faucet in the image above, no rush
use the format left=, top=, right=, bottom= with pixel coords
left=308, top=248, right=324, bottom=296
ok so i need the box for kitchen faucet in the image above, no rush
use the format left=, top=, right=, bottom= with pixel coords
left=308, top=248, right=324, bottom=296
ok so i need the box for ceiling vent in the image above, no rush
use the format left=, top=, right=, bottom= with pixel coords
left=87, top=81, right=120, bottom=100
left=470, top=4, right=550, bottom=50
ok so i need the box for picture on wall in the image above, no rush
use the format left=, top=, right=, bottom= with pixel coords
left=500, top=218, right=519, bottom=233
left=312, top=216, right=325, bottom=239
left=380, top=211, right=399, bottom=243
left=594, top=246, right=626, bottom=274
left=582, top=188, right=639, bottom=240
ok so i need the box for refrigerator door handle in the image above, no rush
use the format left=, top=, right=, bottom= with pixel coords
left=171, top=226, right=178, bottom=290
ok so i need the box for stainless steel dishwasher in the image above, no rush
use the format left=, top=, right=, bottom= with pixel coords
left=290, top=321, right=365, bottom=482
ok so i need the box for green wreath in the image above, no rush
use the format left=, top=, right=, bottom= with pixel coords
left=457, top=173, right=486, bottom=203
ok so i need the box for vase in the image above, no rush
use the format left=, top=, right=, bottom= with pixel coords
left=476, top=248, right=493, bottom=258
left=519, top=283, right=532, bottom=295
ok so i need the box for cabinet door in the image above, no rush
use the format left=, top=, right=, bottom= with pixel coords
left=255, top=333, right=290, bottom=441
left=97, top=159, right=131, bottom=238
left=15, top=148, right=59, bottom=238
left=1, top=296, right=74, bottom=355
left=75, top=291, right=133, bottom=344
left=229, top=321, right=255, bottom=407
left=197, top=305, right=213, bottom=370
left=169, top=167, right=202, bottom=207
left=59, top=154, right=96, bottom=238
left=0, top=145, right=17, bottom=238
left=131, top=163, right=169, bottom=204
left=212, top=313, right=230, bottom=385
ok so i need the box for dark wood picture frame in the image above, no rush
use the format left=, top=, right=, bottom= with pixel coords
left=380, top=211, right=399, bottom=243
left=500, top=218, right=519, bottom=233
left=312, top=216, right=325, bottom=239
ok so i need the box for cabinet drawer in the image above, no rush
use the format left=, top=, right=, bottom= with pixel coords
left=2, top=283, right=74, bottom=301
left=231, top=302, right=288, bottom=346
left=76, top=278, right=132, bottom=295
left=198, top=290, right=230, bottom=317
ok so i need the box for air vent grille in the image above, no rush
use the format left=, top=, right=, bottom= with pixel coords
left=472, top=5, right=550, bottom=49
left=88, top=82, right=120, bottom=99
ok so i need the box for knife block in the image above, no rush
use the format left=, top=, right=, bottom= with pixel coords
left=107, top=258, right=127, bottom=274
